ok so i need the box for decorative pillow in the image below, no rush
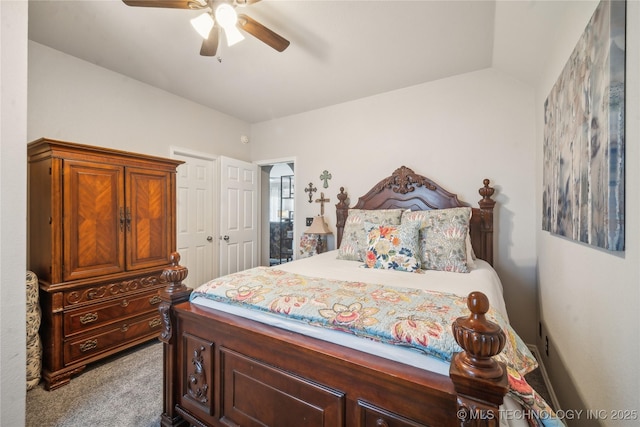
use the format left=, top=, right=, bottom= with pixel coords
left=363, top=221, right=421, bottom=272
left=337, top=209, right=404, bottom=261
left=299, top=234, right=319, bottom=258
left=402, top=207, right=472, bottom=273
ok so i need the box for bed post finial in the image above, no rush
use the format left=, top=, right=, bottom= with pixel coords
left=479, top=179, right=495, bottom=209
left=451, top=291, right=505, bottom=379
left=450, top=291, right=508, bottom=425
left=475, top=179, right=496, bottom=266
left=161, top=252, right=189, bottom=294
left=159, top=252, right=191, bottom=344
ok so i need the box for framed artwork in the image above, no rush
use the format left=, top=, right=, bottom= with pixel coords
left=542, top=0, right=625, bottom=251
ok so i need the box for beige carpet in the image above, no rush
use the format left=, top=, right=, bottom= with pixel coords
left=26, top=340, right=162, bottom=427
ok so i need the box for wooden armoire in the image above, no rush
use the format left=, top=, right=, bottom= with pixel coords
left=27, top=138, right=183, bottom=390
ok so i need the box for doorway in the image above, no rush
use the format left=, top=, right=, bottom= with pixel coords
left=259, top=162, right=295, bottom=266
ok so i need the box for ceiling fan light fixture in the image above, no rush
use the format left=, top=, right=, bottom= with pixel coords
left=215, top=3, right=245, bottom=47
left=223, top=25, right=245, bottom=47
left=190, top=12, right=214, bottom=39
left=214, top=3, right=238, bottom=28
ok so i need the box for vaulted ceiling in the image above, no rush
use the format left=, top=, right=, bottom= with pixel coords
left=28, top=0, right=567, bottom=123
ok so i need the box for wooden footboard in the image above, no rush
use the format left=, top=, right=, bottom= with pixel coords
left=158, top=254, right=508, bottom=427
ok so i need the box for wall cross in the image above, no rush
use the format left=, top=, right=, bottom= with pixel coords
left=319, top=170, right=332, bottom=188
left=315, top=192, right=330, bottom=216
left=304, top=182, right=317, bottom=203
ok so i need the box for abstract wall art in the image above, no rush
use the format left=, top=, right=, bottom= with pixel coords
left=542, top=0, right=625, bottom=251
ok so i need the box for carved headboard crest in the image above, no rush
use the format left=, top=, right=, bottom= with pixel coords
left=373, top=166, right=437, bottom=194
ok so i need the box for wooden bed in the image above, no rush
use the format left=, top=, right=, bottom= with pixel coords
left=158, top=166, right=507, bottom=427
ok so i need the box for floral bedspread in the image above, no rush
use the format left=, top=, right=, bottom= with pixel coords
left=191, top=267, right=564, bottom=426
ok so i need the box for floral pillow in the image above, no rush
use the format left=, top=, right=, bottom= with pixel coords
left=299, top=234, right=319, bottom=258
left=402, top=207, right=472, bottom=273
left=337, top=209, right=404, bottom=261
left=363, top=221, right=421, bottom=272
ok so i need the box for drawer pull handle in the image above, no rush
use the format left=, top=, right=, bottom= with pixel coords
left=149, top=295, right=162, bottom=305
left=79, top=312, right=98, bottom=324
left=375, top=419, right=389, bottom=427
left=121, top=299, right=129, bottom=307
left=149, top=318, right=162, bottom=328
left=79, top=339, right=98, bottom=352
left=121, top=324, right=129, bottom=332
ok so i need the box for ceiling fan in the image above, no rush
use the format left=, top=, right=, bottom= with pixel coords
left=122, top=0, right=290, bottom=57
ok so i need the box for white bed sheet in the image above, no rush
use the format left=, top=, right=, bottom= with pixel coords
left=190, top=251, right=525, bottom=427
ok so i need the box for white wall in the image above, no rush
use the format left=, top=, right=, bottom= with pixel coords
left=0, top=1, right=28, bottom=426
left=250, top=68, right=539, bottom=342
left=28, top=42, right=252, bottom=161
left=535, top=1, right=639, bottom=424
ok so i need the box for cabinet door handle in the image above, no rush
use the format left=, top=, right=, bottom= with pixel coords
left=119, top=207, right=125, bottom=231
left=125, top=207, right=132, bottom=231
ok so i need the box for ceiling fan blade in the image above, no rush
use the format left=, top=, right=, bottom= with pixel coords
left=200, top=27, right=220, bottom=56
left=237, top=14, right=290, bottom=52
left=122, top=0, right=205, bottom=9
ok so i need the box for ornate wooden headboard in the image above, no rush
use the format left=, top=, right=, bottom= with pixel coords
left=335, top=166, right=496, bottom=265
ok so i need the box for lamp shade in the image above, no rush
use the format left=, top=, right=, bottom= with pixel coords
left=222, top=25, right=245, bottom=46
left=305, top=216, right=331, bottom=235
left=190, top=12, right=214, bottom=39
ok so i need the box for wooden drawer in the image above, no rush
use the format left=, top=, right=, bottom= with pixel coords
left=64, top=312, right=162, bottom=365
left=357, top=400, right=426, bottom=427
left=64, top=289, right=162, bottom=336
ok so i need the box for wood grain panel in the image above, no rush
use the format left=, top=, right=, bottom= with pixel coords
left=221, top=348, right=345, bottom=427
left=63, top=160, right=125, bottom=281
left=126, top=168, right=171, bottom=270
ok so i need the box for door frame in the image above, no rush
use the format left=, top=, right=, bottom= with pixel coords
left=170, top=146, right=219, bottom=283
left=255, top=157, right=297, bottom=267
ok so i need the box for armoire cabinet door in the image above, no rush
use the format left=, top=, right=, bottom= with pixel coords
left=63, top=160, right=126, bottom=281
left=126, top=167, right=173, bottom=271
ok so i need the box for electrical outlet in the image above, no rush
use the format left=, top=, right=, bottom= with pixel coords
left=306, top=217, right=313, bottom=226
left=545, top=336, right=549, bottom=356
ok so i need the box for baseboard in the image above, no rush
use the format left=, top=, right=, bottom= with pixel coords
left=527, top=344, right=562, bottom=411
